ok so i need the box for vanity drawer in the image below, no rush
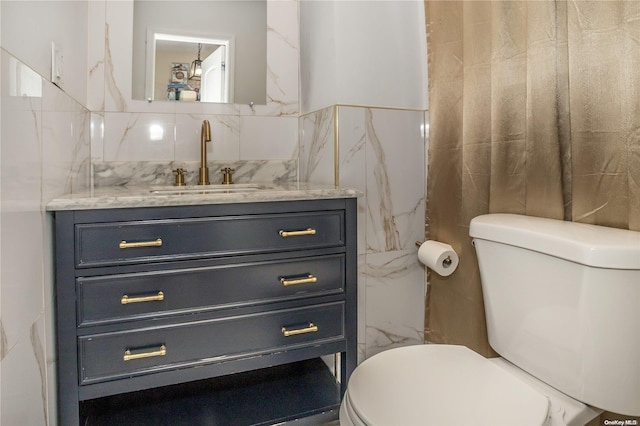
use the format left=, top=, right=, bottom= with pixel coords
left=76, top=211, right=344, bottom=267
left=77, top=254, right=346, bottom=326
left=78, top=302, right=345, bottom=385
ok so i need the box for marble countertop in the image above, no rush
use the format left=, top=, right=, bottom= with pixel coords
left=46, top=182, right=362, bottom=211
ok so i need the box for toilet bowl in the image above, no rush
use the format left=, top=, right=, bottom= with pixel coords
left=340, top=214, right=640, bottom=425
left=339, top=345, right=600, bottom=426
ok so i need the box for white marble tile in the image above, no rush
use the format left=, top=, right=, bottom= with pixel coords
left=41, top=80, right=74, bottom=113
left=299, top=107, right=335, bottom=185
left=364, top=250, right=425, bottom=358
left=42, top=83, right=91, bottom=202
left=246, top=0, right=299, bottom=117
left=1, top=54, right=45, bottom=356
left=1, top=52, right=90, bottom=426
left=42, top=108, right=75, bottom=196
left=333, top=106, right=427, bottom=363
left=169, top=100, right=239, bottom=117
left=33, top=317, right=49, bottom=426
left=0, top=209, right=45, bottom=356
left=93, top=161, right=186, bottom=187
left=74, top=107, right=92, bottom=187
left=91, top=113, right=105, bottom=163
left=0, top=317, right=48, bottom=426
left=87, top=0, right=106, bottom=112
left=126, top=99, right=177, bottom=115
left=337, top=107, right=367, bottom=189
left=104, top=0, right=134, bottom=112
left=103, top=112, right=176, bottom=161
left=239, top=116, right=298, bottom=160
left=364, top=108, right=426, bottom=253
left=224, top=160, right=297, bottom=185
left=44, top=302, right=58, bottom=426
left=0, top=96, right=43, bottom=214
left=91, top=160, right=298, bottom=188
left=175, top=114, right=240, bottom=162
left=336, top=107, right=368, bottom=256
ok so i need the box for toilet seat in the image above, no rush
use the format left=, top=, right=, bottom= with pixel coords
left=342, top=345, right=550, bottom=426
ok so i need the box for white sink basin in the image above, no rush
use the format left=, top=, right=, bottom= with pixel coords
left=149, top=184, right=268, bottom=195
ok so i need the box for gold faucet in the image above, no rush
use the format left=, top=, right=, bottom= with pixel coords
left=198, top=120, right=211, bottom=185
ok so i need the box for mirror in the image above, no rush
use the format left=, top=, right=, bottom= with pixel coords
left=132, top=0, right=267, bottom=105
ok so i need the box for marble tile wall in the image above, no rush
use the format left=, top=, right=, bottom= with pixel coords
left=88, top=0, right=301, bottom=187
left=300, top=106, right=428, bottom=362
left=0, top=50, right=91, bottom=425
left=1, top=2, right=298, bottom=423
left=92, top=160, right=297, bottom=188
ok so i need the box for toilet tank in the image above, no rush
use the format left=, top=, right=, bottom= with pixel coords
left=470, top=214, right=640, bottom=416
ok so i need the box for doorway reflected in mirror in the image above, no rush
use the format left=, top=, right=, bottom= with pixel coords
left=150, top=34, right=231, bottom=103
left=132, top=0, right=266, bottom=105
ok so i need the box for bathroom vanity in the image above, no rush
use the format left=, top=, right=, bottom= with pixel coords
left=47, top=184, right=359, bottom=425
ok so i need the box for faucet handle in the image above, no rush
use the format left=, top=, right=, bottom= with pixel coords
left=173, top=168, right=187, bottom=186
left=220, top=167, right=235, bottom=185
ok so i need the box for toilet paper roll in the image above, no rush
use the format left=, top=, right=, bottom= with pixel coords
left=417, top=240, right=459, bottom=277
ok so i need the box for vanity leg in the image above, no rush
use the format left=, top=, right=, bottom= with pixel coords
left=54, top=212, right=82, bottom=425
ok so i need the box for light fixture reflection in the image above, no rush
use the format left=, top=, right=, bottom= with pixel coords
left=189, top=43, right=203, bottom=80
left=149, top=124, right=164, bottom=141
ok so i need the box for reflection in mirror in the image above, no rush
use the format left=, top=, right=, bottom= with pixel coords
left=146, top=33, right=233, bottom=103
left=132, top=0, right=267, bottom=105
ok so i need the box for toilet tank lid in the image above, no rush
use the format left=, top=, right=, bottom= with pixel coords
left=470, top=214, right=640, bottom=269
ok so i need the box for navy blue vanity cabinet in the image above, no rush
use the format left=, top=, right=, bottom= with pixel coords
left=53, top=198, right=357, bottom=425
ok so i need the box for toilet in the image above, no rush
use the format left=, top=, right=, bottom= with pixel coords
left=340, top=214, right=640, bottom=425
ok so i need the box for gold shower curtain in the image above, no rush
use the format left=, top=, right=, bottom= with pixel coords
left=425, top=0, right=640, bottom=357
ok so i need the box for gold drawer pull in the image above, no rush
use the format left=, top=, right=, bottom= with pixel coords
left=281, top=323, right=318, bottom=337
left=121, top=291, right=164, bottom=305
left=123, top=345, right=167, bottom=362
left=279, top=228, right=316, bottom=238
left=280, top=274, right=317, bottom=286
left=119, top=238, right=163, bottom=249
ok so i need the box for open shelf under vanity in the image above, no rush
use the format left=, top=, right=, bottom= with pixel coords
left=81, top=358, right=341, bottom=425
